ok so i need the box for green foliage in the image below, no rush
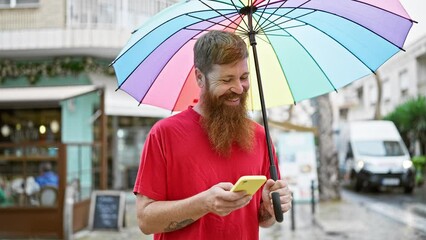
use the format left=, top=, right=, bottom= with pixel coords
left=412, top=155, right=426, bottom=167
left=0, top=57, right=115, bottom=84
left=412, top=155, right=426, bottom=186
left=384, top=96, right=426, bottom=155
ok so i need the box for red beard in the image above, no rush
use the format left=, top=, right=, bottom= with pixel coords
left=200, top=89, right=255, bottom=157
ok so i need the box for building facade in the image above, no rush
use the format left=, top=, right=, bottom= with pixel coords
left=0, top=0, right=177, bottom=238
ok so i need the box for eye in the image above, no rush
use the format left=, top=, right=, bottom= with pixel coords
left=221, top=78, right=232, bottom=83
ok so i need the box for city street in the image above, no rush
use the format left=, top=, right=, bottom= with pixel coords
left=75, top=184, right=426, bottom=240
left=260, top=185, right=426, bottom=240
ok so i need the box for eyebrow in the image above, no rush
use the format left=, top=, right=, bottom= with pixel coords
left=221, top=72, right=249, bottom=78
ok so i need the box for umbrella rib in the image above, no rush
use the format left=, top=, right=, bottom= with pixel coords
left=252, top=29, right=298, bottom=105
left=112, top=8, right=231, bottom=67
left=268, top=7, right=407, bottom=51
left=199, top=0, right=248, bottom=34
left=256, top=0, right=311, bottom=32
left=253, top=0, right=272, bottom=31
left=352, top=0, right=416, bottom=23
left=262, top=13, right=377, bottom=74
left=262, top=23, right=307, bottom=34
left=288, top=33, right=338, bottom=93
left=259, top=16, right=341, bottom=93
left=254, top=0, right=292, bottom=33
left=259, top=10, right=314, bottom=33
left=170, top=66, right=196, bottom=112
left=259, top=5, right=411, bottom=50
left=185, top=13, right=245, bottom=34
left=229, top=0, right=250, bottom=32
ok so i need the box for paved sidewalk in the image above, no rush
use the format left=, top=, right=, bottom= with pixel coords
left=75, top=190, right=426, bottom=240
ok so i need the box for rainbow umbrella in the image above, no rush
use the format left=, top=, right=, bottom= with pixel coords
left=112, top=0, right=414, bottom=221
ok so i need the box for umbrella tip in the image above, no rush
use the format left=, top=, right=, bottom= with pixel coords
left=131, top=29, right=137, bottom=34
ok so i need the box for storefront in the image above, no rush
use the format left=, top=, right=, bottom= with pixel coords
left=0, top=57, right=170, bottom=238
left=0, top=85, right=107, bottom=238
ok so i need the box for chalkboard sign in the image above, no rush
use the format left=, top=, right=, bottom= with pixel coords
left=88, top=191, right=125, bottom=231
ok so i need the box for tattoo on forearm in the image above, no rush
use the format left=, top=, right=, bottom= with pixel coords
left=164, top=219, right=195, bottom=232
left=258, top=205, right=273, bottom=223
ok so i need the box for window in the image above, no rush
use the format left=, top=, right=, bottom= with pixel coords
left=356, top=87, right=364, bottom=105
left=0, top=0, right=39, bottom=8
left=339, top=108, right=348, bottom=120
left=369, top=85, right=377, bottom=106
left=398, top=70, right=410, bottom=101
left=352, top=140, right=405, bottom=157
left=383, top=78, right=391, bottom=103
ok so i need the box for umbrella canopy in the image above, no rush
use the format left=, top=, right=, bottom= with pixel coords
left=112, top=0, right=414, bottom=222
left=112, top=0, right=414, bottom=112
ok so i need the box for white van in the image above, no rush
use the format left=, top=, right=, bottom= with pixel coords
left=338, top=120, right=415, bottom=193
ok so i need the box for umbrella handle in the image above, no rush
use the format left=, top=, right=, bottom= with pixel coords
left=272, top=192, right=283, bottom=222
left=270, top=166, right=283, bottom=222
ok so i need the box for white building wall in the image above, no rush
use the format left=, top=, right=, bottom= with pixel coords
left=334, top=35, right=426, bottom=123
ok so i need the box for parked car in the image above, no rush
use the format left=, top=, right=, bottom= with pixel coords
left=338, top=120, right=415, bottom=193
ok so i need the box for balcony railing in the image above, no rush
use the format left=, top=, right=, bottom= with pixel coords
left=0, top=0, right=178, bottom=56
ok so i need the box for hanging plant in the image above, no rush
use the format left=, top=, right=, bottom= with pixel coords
left=0, top=57, right=114, bottom=84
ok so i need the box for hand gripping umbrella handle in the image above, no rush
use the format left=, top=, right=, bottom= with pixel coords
left=270, top=166, right=283, bottom=222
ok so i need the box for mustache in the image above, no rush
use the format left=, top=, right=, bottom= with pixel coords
left=219, top=90, right=248, bottom=102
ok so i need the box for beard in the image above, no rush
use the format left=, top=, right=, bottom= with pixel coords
left=200, top=88, right=255, bottom=157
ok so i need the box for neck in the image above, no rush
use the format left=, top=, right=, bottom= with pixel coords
left=193, top=102, right=204, bottom=116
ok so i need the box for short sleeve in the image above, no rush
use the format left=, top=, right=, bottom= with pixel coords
left=133, top=126, right=167, bottom=200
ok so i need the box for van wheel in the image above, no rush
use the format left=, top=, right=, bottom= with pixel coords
left=354, top=178, right=363, bottom=192
left=351, top=174, right=363, bottom=192
left=404, top=185, right=414, bottom=194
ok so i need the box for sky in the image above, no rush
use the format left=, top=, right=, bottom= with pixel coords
left=399, top=0, right=426, bottom=46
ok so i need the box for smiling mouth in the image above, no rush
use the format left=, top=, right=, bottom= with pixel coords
left=228, top=98, right=240, bottom=102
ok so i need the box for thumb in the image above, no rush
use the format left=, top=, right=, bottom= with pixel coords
left=262, top=179, right=275, bottom=196
left=216, top=182, right=234, bottom=191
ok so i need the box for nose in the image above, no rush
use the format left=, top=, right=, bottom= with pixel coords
left=230, top=80, right=244, bottom=94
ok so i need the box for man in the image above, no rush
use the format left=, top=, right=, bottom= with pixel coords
left=133, top=30, right=292, bottom=239
left=35, top=162, right=58, bottom=188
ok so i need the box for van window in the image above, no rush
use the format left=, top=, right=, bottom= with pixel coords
left=352, top=140, right=405, bottom=157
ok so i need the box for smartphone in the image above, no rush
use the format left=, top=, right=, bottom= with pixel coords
left=230, top=175, right=267, bottom=195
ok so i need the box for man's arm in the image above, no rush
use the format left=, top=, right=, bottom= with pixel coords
left=136, top=182, right=252, bottom=234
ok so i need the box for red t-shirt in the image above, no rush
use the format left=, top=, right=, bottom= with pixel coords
left=133, top=107, right=280, bottom=240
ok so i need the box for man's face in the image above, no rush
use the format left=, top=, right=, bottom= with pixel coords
left=197, top=58, right=254, bottom=156
left=203, top=58, right=250, bottom=106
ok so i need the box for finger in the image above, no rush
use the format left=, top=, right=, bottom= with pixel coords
left=281, top=201, right=292, bottom=213
left=218, top=195, right=252, bottom=210
left=263, top=179, right=276, bottom=189
left=279, top=194, right=292, bottom=204
left=269, top=180, right=287, bottom=192
left=216, top=182, right=234, bottom=191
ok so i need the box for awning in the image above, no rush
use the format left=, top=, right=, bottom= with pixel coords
left=0, top=76, right=174, bottom=118
left=90, top=73, right=172, bottom=118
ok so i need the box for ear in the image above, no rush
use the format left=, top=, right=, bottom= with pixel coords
left=195, top=68, right=205, bottom=88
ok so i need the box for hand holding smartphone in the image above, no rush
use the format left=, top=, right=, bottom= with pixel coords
left=230, top=175, right=267, bottom=195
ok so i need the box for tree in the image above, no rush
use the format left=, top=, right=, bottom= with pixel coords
left=312, top=94, right=340, bottom=201
left=384, top=96, right=426, bottom=155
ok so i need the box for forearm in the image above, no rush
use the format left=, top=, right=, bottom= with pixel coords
left=258, top=203, right=276, bottom=228
left=136, top=192, right=209, bottom=234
